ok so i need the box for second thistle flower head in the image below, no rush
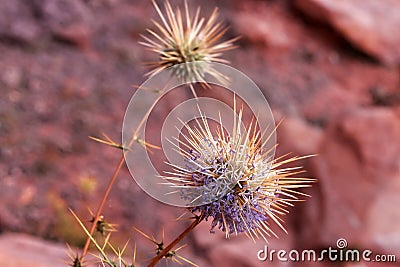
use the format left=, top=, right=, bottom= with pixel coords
left=164, top=108, right=314, bottom=240
left=140, top=0, right=236, bottom=85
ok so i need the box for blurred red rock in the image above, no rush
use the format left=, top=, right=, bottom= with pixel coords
left=233, top=3, right=292, bottom=49
left=1, top=0, right=400, bottom=266
left=295, top=0, right=400, bottom=65
left=312, top=107, right=400, bottom=257
left=276, top=113, right=323, bottom=156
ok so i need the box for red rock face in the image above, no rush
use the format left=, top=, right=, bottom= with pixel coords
left=295, top=0, right=400, bottom=66
left=311, top=107, right=400, bottom=256
left=0, top=0, right=400, bottom=266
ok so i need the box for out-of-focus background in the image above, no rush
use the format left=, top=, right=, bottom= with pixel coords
left=0, top=0, right=399, bottom=266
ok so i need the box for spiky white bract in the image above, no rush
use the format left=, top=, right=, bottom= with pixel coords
left=140, top=0, right=237, bottom=93
left=163, top=108, right=314, bottom=241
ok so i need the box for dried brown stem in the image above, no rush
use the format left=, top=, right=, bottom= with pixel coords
left=146, top=215, right=204, bottom=267
left=78, top=81, right=165, bottom=261
left=80, top=154, right=125, bottom=259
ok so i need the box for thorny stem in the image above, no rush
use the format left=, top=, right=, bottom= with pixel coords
left=79, top=83, right=168, bottom=260
left=80, top=154, right=125, bottom=259
left=146, top=215, right=204, bottom=267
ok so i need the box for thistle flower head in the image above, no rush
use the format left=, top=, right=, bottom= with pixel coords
left=164, top=108, right=314, bottom=240
left=140, top=0, right=237, bottom=88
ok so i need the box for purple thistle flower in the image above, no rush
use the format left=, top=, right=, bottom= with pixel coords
left=164, top=107, right=314, bottom=240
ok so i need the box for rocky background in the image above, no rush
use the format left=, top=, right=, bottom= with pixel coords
left=0, top=0, right=399, bottom=266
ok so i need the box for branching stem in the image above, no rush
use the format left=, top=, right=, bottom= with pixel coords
left=80, top=154, right=125, bottom=259
left=146, top=215, right=204, bottom=267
